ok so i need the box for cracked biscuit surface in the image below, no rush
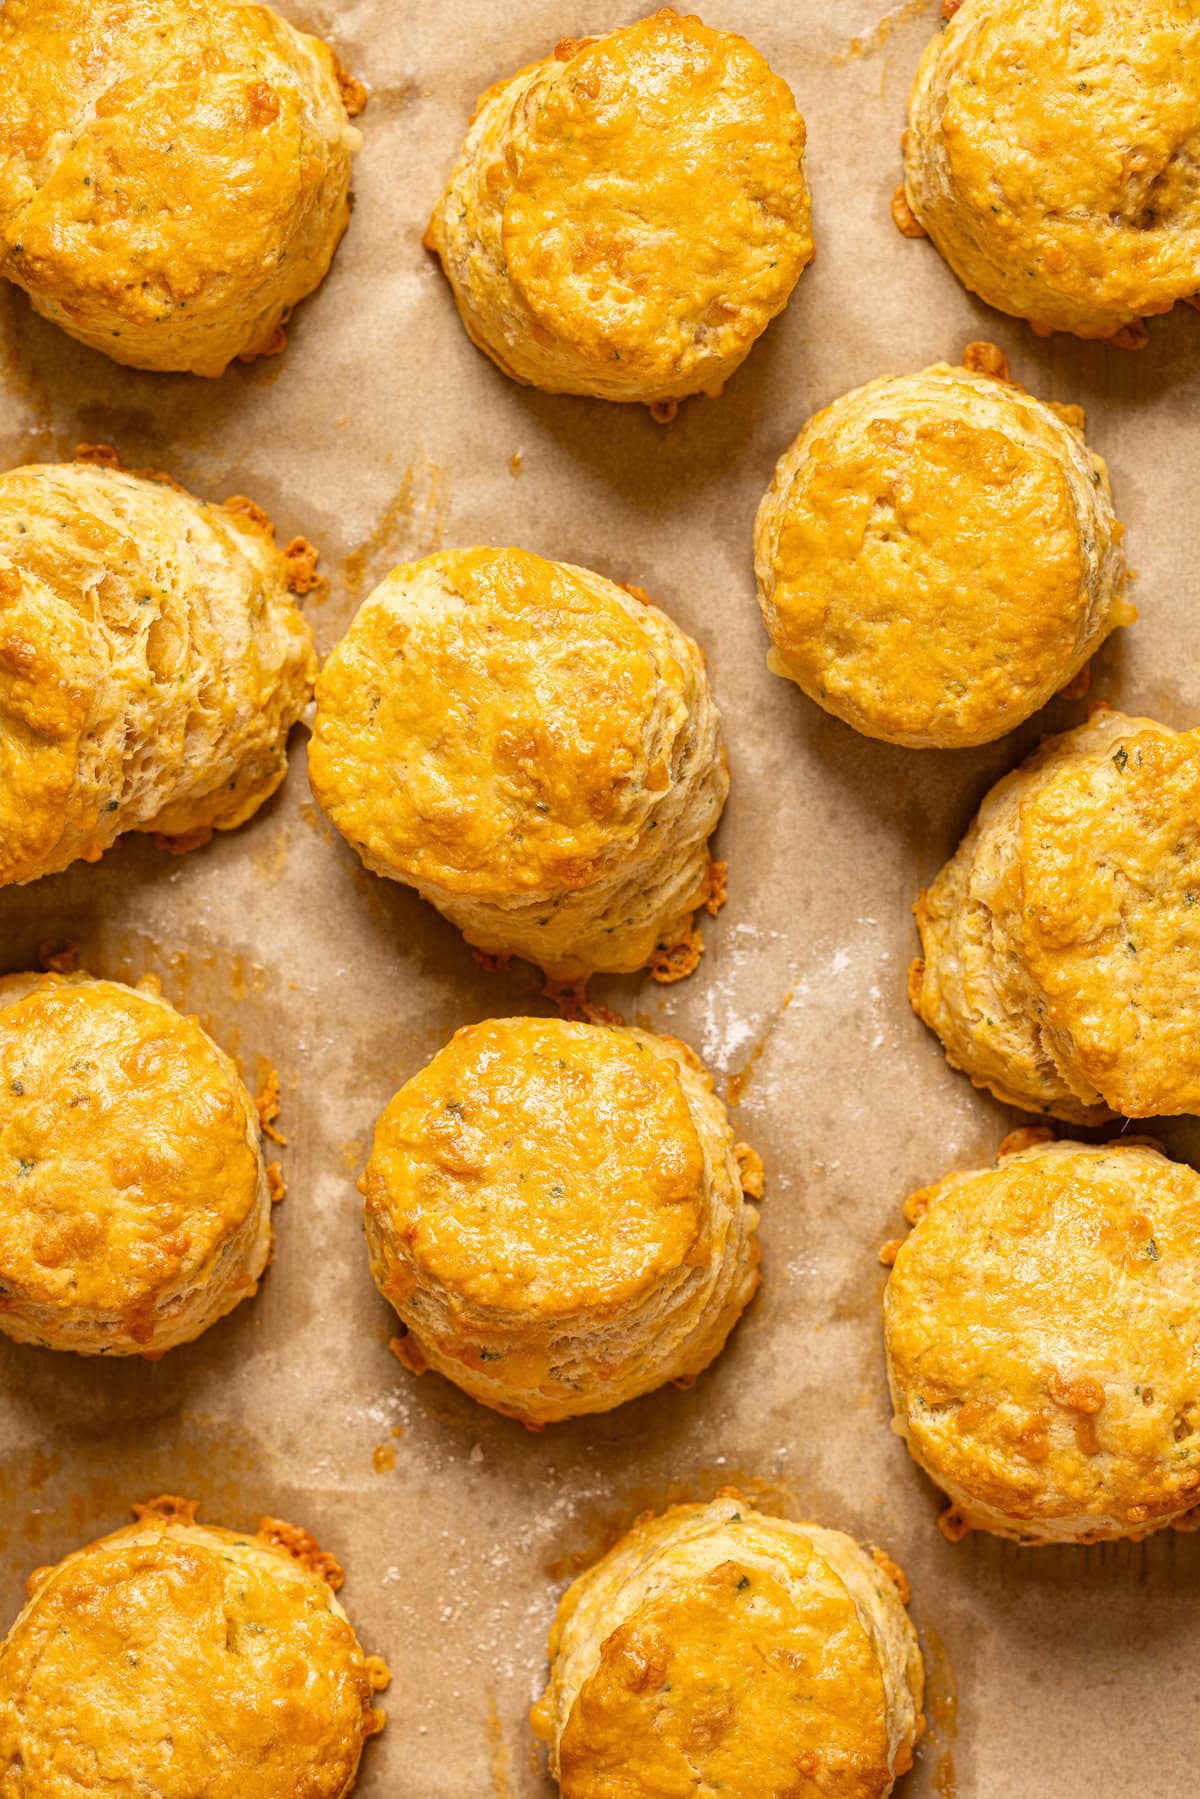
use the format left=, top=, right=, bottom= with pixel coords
left=0, top=971, right=272, bottom=1356
left=0, top=455, right=317, bottom=888
left=0, top=1497, right=388, bottom=1799
left=754, top=357, right=1131, bottom=747
left=0, top=0, right=364, bottom=374
left=911, top=709, right=1200, bottom=1121
left=426, top=7, right=813, bottom=407
left=901, top=0, right=1200, bottom=341
left=885, top=1135, right=1200, bottom=1543
left=531, top=1492, right=924, bottom=1798
left=308, top=546, right=727, bottom=982
left=361, top=1017, right=760, bottom=1424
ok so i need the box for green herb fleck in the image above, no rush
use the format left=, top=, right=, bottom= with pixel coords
left=1147, top=1239, right=1159, bottom=1261
left=16, top=1158, right=34, bottom=1176
left=1113, top=747, right=1128, bottom=770
left=10, top=1079, right=23, bottom=1095
left=1126, top=941, right=1137, bottom=955
left=478, top=1348, right=501, bottom=1362
left=736, top=1575, right=750, bottom=1591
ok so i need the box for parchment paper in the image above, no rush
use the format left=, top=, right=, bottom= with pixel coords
left=2, top=2, right=1199, bottom=1792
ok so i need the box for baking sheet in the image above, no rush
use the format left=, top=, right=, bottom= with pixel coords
left=2, top=1, right=1200, bottom=1792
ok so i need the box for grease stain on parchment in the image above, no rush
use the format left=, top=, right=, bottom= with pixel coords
left=341, top=460, right=448, bottom=602
left=484, top=1691, right=518, bottom=1799
left=834, top=0, right=935, bottom=64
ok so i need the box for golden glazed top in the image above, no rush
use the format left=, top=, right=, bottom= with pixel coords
left=1019, top=724, right=1200, bottom=1116
left=0, top=974, right=260, bottom=1331
left=0, top=1501, right=386, bottom=1799
left=886, top=1139, right=1200, bottom=1534
left=0, top=0, right=361, bottom=372
left=309, top=547, right=695, bottom=899
left=498, top=9, right=812, bottom=390
left=361, top=1018, right=707, bottom=1319
left=907, top=0, right=1200, bottom=335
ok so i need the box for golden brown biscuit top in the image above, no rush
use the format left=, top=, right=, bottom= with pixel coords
left=0, top=975, right=260, bottom=1326
left=557, top=1524, right=890, bottom=1799
left=309, top=547, right=691, bottom=897
left=760, top=365, right=1114, bottom=744
left=500, top=9, right=811, bottom=379
left=924, top=0, right=1200, bottom=324
left=1019, top=725, right=1200, bottom=1116
left=361, top=1018, right=706, bottom=1318
left=887, top=1141, right=1200, bottom=1528
left=0, top=0, right=357, bottom=330
left=0, top=1503, right=385, bottom=1799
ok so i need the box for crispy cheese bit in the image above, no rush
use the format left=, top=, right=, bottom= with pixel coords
left=257, top=1515, right=345, bottom=1589
left=267, top=1162, right=286, bottom=1204
left=879, top=1238, right=903, bottom=1267
left=703, top=858, right=728, bottom=917
left=470, top=945, right=511, bottom=972
left=283, top=535, right=321, bottom=595
left=937, top=1505, right=972, bottom=1542
left=255, top=1066, right=287, bottom=1146
left=132, top=1493, right=200, bottom=1526
left=734, top=1140, right=765, bottom=1200
left=961, top=340, right=1011, bottom=382
left=871, top=1545, right=911, bottom=1603
left=648, top=926, right=704, bottom=983
left=389, top=1332, right=428, bottom=1376
left=153, top=825, right=214, bottom=856
left=891, top=184, right=927, bottom=238
left=37, top=940, right=79, bottom=974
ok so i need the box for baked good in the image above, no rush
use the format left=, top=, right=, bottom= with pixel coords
left=308, top=547, right=727, bottom=983
left=425, top=8, right=813, bottom=412
left=0, top=1495, right=388, bottom=1798
left=0, top=452, right=317, bottom=887
left=531, top=1491, right=924, bottom=1797
left=884, top=1132, right=1200, bottom=1543
left=899, top=0, right=1200, bottom=343
left=0, top=0, right=365, bottom=374
left=0, top=970, right=273, bottom=1356
left=754, top=349, right=1132, bottom=747
left=911, top=708, right=1200, bottom=1121
left=361, top=1017, right=760, bottom=1424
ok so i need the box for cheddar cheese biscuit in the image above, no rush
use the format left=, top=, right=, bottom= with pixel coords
left=361, top=1017, right=759, bottom=1424
left=885, top=1134, right=1200, bottom=1542
left=911, top=709, right=1200, bottom=1120
left=900, top=0, right=1200, bottom=342
left=0, top=0, right=364, bottom=374
left=754, top=354, right=1131, bottom=747
left=426, top=8, right=813, bottom=409
left=0, top=971, right=271, bottom=1356
left=0, top=1496, right=388, bottom=1799
left=308, top=547, right=727, bottom=983
left=0, top=455, right=316, bottom=888
left=532, top=1492, right=924, bottom=1798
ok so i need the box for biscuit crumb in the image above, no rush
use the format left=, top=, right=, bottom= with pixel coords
left=734, top=1140, right=765, bottom=1200
left=961, top=340, right=1010, bottom=382
left=702, top=858, right=728, bottom=917
left=937, top=1505, right=972, bottom=1542
left=257, top=1516, right=345, bottom=1589
left=648, top=927, right=704, bottom=983
left=282, top=535, right=321, bottom=595
left=255, top=1066, right=287, bottom=1146
left=891, top=185, right=927, bottom=238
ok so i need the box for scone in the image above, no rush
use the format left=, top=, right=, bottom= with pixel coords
left=308, top=547, right=727, bottom=983
left=899, top=0, right=1200, bottom=343
left=911, top=708, right=1200, bottom=1121
left=361, top=1017, right=760, bottom=1425
left=425, top=8, right=813, bottom=412
left=754, top=349, right=1132, bottom=748
left=0, top=971, right=273, bottom=1356
left=884, top=1133, right=1200, bottom=1543
left=0, top=1495, right=388, bottom=1799
left=0, top=0, right=364, bottom=374
left=0, top=452, right=317, bottom=887
left=531, top=1492, right=924, bottom=1797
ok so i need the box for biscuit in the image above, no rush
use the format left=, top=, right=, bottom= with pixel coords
left=911, top=709, right=1200, bottom=1121
left=0, top=971, right=272, bottom=1356
left=0, top=454, right=317, bottom=888
left=531, top=1491, right=924, bottom=1797
left=885, top=1134, right=1200, bottom=1543
left=425, top=8, right=813, bottom=410
left=308, top=547, right=727, bottom=983
left=754, top=353, right=1132, bottom=747
left=361, top=1017, right=759, bottom=1425
left=0, top=0, right=364, bottom=375
left=0, top=1495, right=388, bottom=1799
left=900, top=0, right=1200, bottom=342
